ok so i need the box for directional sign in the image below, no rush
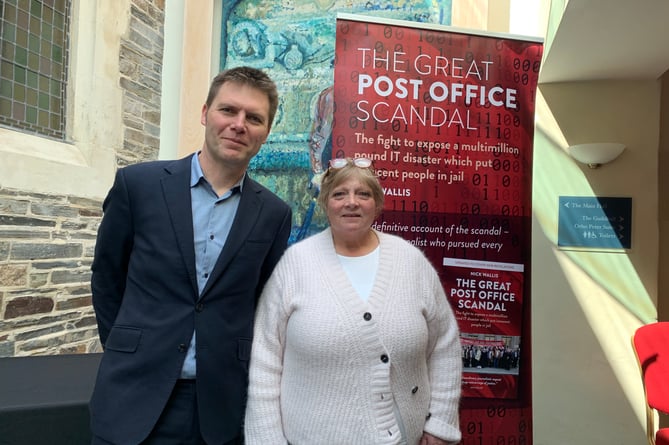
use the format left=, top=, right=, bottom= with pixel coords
left=558, top=196, right=632, bottom=249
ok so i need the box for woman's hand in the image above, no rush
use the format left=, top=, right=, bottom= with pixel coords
left=419, top=431, right=454, bottom=445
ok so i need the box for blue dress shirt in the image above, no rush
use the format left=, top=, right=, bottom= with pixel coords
left=180, top=153, right=242, bottom=379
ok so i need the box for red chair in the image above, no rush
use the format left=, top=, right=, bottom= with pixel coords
left=632, top=322, right=669, bottom=445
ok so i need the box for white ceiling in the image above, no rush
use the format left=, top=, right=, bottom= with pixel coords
left=539, top=0, right=669, bottom=83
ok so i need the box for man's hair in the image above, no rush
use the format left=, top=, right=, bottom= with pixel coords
left=205, top=66, right=279, bottom=129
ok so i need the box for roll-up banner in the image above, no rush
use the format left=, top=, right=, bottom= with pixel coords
left=333, top=13, right=542, bottom=442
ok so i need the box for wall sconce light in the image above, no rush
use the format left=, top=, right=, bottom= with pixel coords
left=567, top=143, right=626, bottom=169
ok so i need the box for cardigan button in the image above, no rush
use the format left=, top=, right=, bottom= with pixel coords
left=380, top=354, right=389, bottom=363
left=412, top=386, right=419, bottom=394
left=363, top=312, right=372, bottom=321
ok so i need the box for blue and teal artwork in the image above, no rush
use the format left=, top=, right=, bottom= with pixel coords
left=220, top=0, right=452, bottom=243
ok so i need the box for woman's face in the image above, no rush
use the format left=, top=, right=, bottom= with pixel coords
left=325, top=176, right=378, bottom=239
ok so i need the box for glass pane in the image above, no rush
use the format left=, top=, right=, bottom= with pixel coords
left=26, top=106, right=37, bottom=123
left=1, top=41, right=15, bottom=60
left=27, top=70, right=38, bottom=88
left=29, top=15, right=39, bottom=35
left=26, top=87, right=37, bottom=105
left=5, top=4, right=18, bottom=24
left=14, top=65, right=26, bottom=83
left=38, top=109, right=49, bottom=127
left=50, top=112, right=60, bottom=130
left=39, top=57, right=50, bottom=76
left=42, top=24, right=53, bottom=41
left=50, top=95, right=60, bottom=111
left=38, top=92, right=49, bottom=108
left=17, top=0, right=31, bottom=13
left=0, top=80, right=12, bottom=97
left=38, top=74, right=48, bottom=90
left=28, top=52, right=39, bottom=71
left=1, top=61, right=13, bottom=79
left=15, top=84, right=26, bottom=101
left=1, top=0, right=70, bottom=138
left=53, top=27, right=63, bottom=43
left=30, top=0, right=42, bottom=19
left=54, top=11, right=64, bottom=30
left=0, top=98, right=12, bottom=117
left=15, top=47, right=28, bottom=66
left=43, top=5, right=54, bottom=23
left=17, top=9, right=29, bottom=28
left=42, top=41, right=52, bottom=61
left=2, top=23, right=16, bottom=41
left=13, top=102, right=26, bottom=121
left=52, top=45, right=62, bottom=63
left=29, top=33, right=40, bottom=52
left=16, top=28, right=28, bottom=47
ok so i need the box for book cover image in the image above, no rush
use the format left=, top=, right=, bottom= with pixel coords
left=443, top=259, right=524, bottom=399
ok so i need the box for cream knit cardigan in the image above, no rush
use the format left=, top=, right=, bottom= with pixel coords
left=244, top=229, right=462, bottom=445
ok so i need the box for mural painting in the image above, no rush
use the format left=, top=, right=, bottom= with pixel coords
left=220, top=0, right=453, bottom=242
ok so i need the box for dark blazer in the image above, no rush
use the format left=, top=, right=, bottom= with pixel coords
left=89, top=154, right=292, bottom=444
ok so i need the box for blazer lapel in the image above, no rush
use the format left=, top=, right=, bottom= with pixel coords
left=200, top=176, right=263, bottom=297
left=161, top=155, right=199, bottom=297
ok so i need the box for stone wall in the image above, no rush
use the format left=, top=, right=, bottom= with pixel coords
left=0, top=0, right=165, bottom=357
left=0, top=189, right=101, bottom=356
left=118, top=0, right=165, bottom=166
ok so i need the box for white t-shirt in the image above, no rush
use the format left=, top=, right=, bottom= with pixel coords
left=337, top=246, right=379, bottom=301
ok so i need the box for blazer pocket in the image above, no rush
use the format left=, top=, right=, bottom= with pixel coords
left=104, top=326, right=142, bottom=352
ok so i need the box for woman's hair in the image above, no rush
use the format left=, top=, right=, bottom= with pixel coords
left=205, top=66, right=279, bottom=129
left=317, top=159, right=384, bottom=215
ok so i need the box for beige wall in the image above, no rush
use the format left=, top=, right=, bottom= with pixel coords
left=451, top=0, right=511, bottom=34
left=159, top=0, right=220, bottom=160
left=532, top=80, right=657, bottom=444
left=176, top=0, right=215, bottom=159
left=452, top=0, right=489, bottom=30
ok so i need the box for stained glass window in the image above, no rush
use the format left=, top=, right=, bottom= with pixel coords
left=0, top=0, right=70, bottom=139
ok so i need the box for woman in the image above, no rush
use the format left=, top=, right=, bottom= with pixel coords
left=244, top=158, right=462, bottom=445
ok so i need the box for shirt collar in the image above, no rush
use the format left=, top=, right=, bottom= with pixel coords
left=190, top=151, right=245, bottom=192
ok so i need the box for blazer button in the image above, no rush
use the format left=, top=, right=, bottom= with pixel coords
left=380, top=354, right=389, bottom=363
left=363, top=312, right=372, bottom=321
left=195, top=303, right=204, bottom=312
left=178, top=343, right=187, bottom=352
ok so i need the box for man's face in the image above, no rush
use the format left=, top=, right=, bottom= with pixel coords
left=200, top=81, right=271, bottom=169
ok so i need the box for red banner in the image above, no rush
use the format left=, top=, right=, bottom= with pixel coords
left=334, top=13, right=542, bottom=443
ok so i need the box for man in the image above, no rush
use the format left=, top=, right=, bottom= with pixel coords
left=89, top=66, right=292, bottom=445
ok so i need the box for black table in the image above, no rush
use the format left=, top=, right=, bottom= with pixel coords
left=0, top=353, right=101, bottom=445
